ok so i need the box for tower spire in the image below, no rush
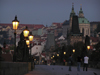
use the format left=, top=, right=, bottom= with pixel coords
left=79, top=4, right=84, bottom=17
left=70, top=3, right=75, bottom=17
left=80, top=4, right=82, bottom=10
left=72, top=3, right=74, bottom=10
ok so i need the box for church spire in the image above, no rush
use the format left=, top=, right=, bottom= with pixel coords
left=80, top=4, right=82, bottom=11
left=79, top=4, right=84, bottom=17
left=72, top=3, right=74, bottom=10
left=70, top=3, right=75, bottom=17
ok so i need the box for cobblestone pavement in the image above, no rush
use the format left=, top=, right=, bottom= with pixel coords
left=25, top=65, right=100, bottom=75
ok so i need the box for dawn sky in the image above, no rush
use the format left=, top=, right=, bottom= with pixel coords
left=0, top=0, right=100, bottom=26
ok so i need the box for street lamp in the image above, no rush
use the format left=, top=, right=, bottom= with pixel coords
left=87, top=45, right=90, bottom=50
left=26, top=39, right=30, bottom=46
left=28, top=32, right=34, bottom=57
left=29, top=32, right=34, bottom=41
left=23, top=26, right=29, bottom=61
left=12, top=16, right=19, bottom=30
left=64, top=52, right=66, bottom=55
left=73, top=49, right=75, bottom=53
left=87, top=45, right=91, bottom=57
left=12, top=16, right=19, bottom=62
left=57, top=54, right=59, bottom=57
left=23, top=26, right=29, bottom=38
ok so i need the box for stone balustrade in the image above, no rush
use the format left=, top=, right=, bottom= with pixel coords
left=0, top=62, right=28, bottom=75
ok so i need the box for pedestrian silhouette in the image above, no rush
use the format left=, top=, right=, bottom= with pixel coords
left=83, top=55, right=89, bottom=71
left=68, top=54, right=73, bottom=71
left=77, top=55, right=82, bottom=71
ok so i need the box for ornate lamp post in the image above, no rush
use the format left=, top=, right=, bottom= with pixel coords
left=28, top=32, right=34, bottom=57
left=28, top=32, right=34, bottom=70
left=23, top=26, right=29, bottom=61
left=12, top=16, right=19, bottom=62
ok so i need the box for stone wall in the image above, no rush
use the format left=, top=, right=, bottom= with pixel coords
left=0, top=62, right=28, bottom=75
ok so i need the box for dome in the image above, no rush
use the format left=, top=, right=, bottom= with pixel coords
left=78, top=17, right=90, bottom=24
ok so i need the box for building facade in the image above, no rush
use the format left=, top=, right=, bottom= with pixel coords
left=78, top=5, right=90, bottom=37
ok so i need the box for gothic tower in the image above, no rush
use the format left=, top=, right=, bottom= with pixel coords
left=68, top=15, right=83, bottom=45
left=69, top=3, right=76, bottom=32
left=71, top=15, right=80, bottom=34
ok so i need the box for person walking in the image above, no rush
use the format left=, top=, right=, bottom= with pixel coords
left=68, top=54, right=73, bottom=71
left=83, top=55, right=89, bottom=71
left=77, top=55, right=82, bottom=71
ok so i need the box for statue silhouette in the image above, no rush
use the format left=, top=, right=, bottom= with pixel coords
left=16, top=31, right=29, bottom=62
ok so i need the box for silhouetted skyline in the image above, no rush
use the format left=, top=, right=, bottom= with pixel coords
left=0, top=0, right=100, bottom=26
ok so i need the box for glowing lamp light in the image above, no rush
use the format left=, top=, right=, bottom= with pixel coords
left=57, top=54, right=59, bottom=56
left=53, top=55, right=54, bottom=58
left=87, top=45, right=90, bottom=50
left=64, top=52, right=66, bottom=55
left=23, top=26, right=29, bottom=37
left=26, top=39, right=30, bottom=46
left=12, top=16, right=19, bottom=30
left=29, top=36, right=33, bottom=41
left=73, top=49, right=75, bottom=53
left=29, top=32, right=34, bottom=41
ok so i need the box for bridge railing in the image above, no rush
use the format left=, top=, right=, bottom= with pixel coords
left=0, top=62, right=28, bottom=75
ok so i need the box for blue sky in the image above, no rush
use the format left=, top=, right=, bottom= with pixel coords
left=0, top=0, right=100, bottom=26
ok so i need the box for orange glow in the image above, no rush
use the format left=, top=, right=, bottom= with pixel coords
left=26, top=40, right=30, bottom=45
left=12, top=21, right=19, bottom=30
left=64, top=52, right=66, bottom=55
left=73, top=49, right=75, bottom=53
left=87, top=46, right=90, bottom=50
left=57, top=54, right=59, bottom=56
left=23, top=29, right=29, bottom=37
left=29, top=35, right=34, bottom=41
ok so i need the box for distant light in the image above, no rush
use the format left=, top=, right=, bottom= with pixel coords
left=57, top=54, right=59, bottom=56
left=87, top=46, right=90, bottom=50
left=64, top=52, right=66, bottom=55
left=53, top=55, right=54, bottom=58
left=73, top=49, right=75, bottom=53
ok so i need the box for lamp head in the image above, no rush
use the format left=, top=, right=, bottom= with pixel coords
left=12, top=16, right=19, bottom=30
